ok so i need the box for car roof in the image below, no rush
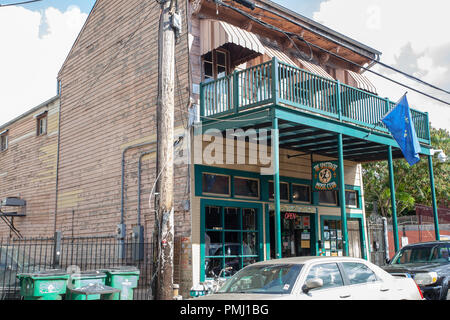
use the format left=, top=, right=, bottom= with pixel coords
left=248, top=256, right=368, bottom=266
left=402, top=240, right=450, bottom=248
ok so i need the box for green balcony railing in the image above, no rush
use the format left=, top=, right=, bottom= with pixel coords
left=200, top=57, right=431, bottom=143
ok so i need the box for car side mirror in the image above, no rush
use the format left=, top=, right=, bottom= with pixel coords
left=302, top=278, right=323, bottom=294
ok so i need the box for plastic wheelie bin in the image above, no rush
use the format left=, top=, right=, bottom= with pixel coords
left=65, top=271, right=107, bottom=300
left=100, top=266, right=140, bottom=300
left=17, top=270, right=69, bottom=300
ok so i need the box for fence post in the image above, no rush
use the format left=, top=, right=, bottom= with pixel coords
left=53, top=231, right=62, bottom=269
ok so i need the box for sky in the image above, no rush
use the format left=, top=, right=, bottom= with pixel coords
left=0, top=0, right=449, bottom=131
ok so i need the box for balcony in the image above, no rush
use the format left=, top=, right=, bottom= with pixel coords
left=200, top=58, right=431, bottom=145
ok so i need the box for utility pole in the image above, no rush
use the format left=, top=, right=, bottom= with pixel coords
left=156, top=0, right=176, bottom=300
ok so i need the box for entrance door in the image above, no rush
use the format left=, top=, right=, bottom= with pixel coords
left=347, top=219, right=362, bottom=258
left=270, top=211, right=312, bottom=259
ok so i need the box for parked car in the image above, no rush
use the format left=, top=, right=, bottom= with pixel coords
left=193, top=256, right=423, bottom=300
left=383, top=241, right=450, bottom=300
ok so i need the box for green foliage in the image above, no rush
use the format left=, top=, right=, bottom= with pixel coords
left=362, top=127, right=449, bottom=217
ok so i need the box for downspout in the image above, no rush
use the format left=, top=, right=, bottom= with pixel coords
left=53, top=95, right=62, bottom=235
left=120, top=141, right=157, bottom=227
left=138, top=148, right=157, bottom=226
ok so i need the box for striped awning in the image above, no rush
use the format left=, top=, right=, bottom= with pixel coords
left=346, top=70, right=377, bottom=94
left=297, top=58, right=334, bottom=80
left=200, top=19, right=265, bottom=56
left=261, top=43, right=298, bottom=67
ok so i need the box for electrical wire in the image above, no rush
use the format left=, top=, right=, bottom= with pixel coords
left=0, top=0, right=41, bottom=7
left=250, top=1, right=450, bottom=96
left=215, top=0, right=450, bottom=106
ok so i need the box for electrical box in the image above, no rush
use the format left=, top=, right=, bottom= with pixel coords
left=132, top=225, right=145, bottom=261
left=117, top=223, right=126, bottom=240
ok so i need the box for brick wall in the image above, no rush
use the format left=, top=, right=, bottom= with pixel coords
left=56, top=0, right=192, bottom=241
left=0, top=97, right=60, bottom=238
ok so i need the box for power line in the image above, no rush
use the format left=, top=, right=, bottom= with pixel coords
left=250, top=1, right=450, bottom=96
left=0, top=0, right=42, bottom=7
left=216, top=0, right=450, bottom=106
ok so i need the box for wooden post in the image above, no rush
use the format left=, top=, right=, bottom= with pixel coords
left=337, top=133, right=349, bottom=256
left=387, top=146, right=400, bottom=252
left=428, top=155, right=440, bottom=240
left=156, top=0, right=176, bottom=300
left=272, top=116, right=282, bottom=259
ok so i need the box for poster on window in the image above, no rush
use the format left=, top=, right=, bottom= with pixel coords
left=312, top=161, right=339, bottom=191
left=302, top=216, right=310, bottom=228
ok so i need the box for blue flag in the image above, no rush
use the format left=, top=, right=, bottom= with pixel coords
left=381, top=94, right=421, bottom=166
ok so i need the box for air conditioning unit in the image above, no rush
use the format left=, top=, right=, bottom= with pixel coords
left=1, top=197, right=26, bottom=207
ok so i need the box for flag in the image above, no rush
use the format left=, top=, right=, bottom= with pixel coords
left=381, top=94, right=421, bottom=166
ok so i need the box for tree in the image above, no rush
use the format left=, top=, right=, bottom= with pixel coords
left=362, top=127, right=449, bottom=217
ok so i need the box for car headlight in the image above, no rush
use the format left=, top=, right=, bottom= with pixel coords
left=414, top=272, right=438, bottom=286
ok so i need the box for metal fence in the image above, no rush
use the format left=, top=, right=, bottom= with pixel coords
left=0, top=234, right=155, bottom=300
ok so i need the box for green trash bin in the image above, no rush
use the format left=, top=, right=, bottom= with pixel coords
left=17, top=270, right=69, bottom=300
left=65, top=271, right=107, bottom=300
left=100, top=266, right=140, bottom=300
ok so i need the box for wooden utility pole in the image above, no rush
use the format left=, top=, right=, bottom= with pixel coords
left=156, top=0, right=176, bottom=300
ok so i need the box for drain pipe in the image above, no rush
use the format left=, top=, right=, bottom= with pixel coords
left=138, top=148, right=157, bottom=226
left=118, top=140, right=156, bottom=257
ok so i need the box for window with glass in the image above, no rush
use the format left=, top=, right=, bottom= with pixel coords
left=202, top=49, right=230, bottom=81
left=202, top=173, right=230, bottom=196
left=234, top=177, right=259, bottom=199
left=218, top=264, right=303, bottom=294
left=319, top=190, right=338, bottom=205
left=341, top=262, right=378, bottom=285
left=0, top=132, right=8, bottom=152
left=204, top=206, right=260, bottom=279
left=269, top=181, right=289, bottom=201
left=305, top=263, right=344, bottom=290
left=292, top=184, right=310, bottom=203
left=37, top=114, right=47, bottom=136
left=345, top=190, right=358, bottom=207
left=322, top=219, right=343, bottom=256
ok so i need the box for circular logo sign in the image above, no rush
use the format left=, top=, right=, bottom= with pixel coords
left=318, top=168, right=332, bottom=184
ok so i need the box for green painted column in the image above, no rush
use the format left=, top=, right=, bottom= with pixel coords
left=337, top=133, right=349, bottom=256
left=273, top=117, right=282, bottom=259
left=388, top=146, right=400, bottom=252
left=428, top=155, right=441, bottom=240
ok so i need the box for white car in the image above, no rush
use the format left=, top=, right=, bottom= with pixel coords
left=193, top=256, right=423, bottom=300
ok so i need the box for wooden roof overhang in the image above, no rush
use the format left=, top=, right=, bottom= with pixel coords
left=198, top=105, right=433, bottom=163
left=191, top=0, right=381, bottom=70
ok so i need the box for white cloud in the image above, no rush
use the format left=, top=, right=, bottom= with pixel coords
left=313, top=0, right=450, bottom=130
left=0, top=6, right=87, bottom=125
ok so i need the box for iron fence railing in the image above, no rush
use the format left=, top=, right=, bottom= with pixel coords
left=200, top=57, right=431, bottom=144
left=0, top=235, right=156, bottom=300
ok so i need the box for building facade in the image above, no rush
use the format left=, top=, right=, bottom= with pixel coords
left=0, top=0, right=438, bottom=297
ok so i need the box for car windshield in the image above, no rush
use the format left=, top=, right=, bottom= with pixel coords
left=217, top=264, right=302, bottom=295
left=391, top=244, right=450, bottom=265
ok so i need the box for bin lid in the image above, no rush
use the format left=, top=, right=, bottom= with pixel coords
left=18, top=269, right=68, bottom=278
left=100, top=266, right=140, bottom=274
left=68, top=271, right=106, bottom=279
left=69, top=283, right=121, bottom=295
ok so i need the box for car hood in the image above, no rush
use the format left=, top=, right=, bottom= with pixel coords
left=383, top=262, right=449, bottom=275
left=191, top=293, right=290, bottom=300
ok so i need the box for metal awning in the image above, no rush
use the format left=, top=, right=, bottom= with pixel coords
left=259, top=40, right=298, bottom=66
left=200, top=19, right=266, bottom=56
left=297, top=58, right=334, bottom=80
left=346, top=70, right=377, bottom=94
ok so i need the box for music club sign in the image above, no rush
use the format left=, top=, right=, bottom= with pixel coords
left=312, top=161, right=339, bottom=191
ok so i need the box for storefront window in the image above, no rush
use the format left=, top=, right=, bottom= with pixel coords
left=319, top=190, right=338, bottom=205
left=202, top=173, right=230, bottom=196
left=204, top=206, right=260, bottom=279
left=345, top=190, right=358, bottom=207
left=292, top=184, right=310, bottom=203
left=234, top=177, right=259, bottom=199
left=322, top=220, right=343, bottom=256
left=269, top=181, right=289, bottom=201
